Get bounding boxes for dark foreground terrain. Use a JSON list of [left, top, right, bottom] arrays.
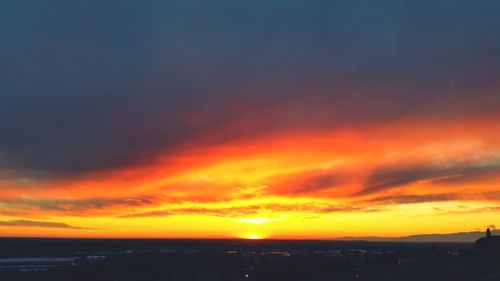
[[0, 238, 499, 281]]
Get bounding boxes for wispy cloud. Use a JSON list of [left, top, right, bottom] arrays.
[[364, 193, 459, 205], [0, 219, 92, 229], [119, 203, 376, 219], [0, 196, 157, 216]]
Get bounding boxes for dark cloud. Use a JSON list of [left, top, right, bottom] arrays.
[[358, 166, 444, 195], [357, 162, 500, 195], [0, 196, 156, 215], [365, 193, 459, 205], [432, 164, 500, 185], [1, 1, 500, 178], [0, 219, 90, 229]]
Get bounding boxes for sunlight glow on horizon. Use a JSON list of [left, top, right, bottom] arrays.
[[1, 119, 500, 238], [244, 234, 264, 240]]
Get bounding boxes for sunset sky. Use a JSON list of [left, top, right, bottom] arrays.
[[1, 1, 500, 239]]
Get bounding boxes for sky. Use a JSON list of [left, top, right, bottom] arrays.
[[1, 1, 500, 239]]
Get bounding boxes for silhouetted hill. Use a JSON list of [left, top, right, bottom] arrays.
[[476, 235, 500, 250], [338, 230, 500, 243]]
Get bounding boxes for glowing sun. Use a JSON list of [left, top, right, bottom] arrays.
[[245, 234, 263, 240]]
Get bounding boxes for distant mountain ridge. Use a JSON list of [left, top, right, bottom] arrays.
[[338, 230, 499, 243]]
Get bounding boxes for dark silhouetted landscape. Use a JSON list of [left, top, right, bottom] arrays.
[[2, 233, 500, 281]]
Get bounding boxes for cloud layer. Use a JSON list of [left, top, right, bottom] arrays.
[[0, 220, 89, 229]]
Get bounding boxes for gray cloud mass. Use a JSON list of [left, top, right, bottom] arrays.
[[0, 219, 90, 229], [0, 1, 499, 178]]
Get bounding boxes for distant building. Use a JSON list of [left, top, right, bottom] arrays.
[[475, 228, 500, 250], [0, 258, 77, 272], [85, 255, 107, 261]]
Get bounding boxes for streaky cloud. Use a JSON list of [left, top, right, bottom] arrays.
[[119, 203, 376, 219], [0, 219, 92, 229], [357, 162, 500, 195], [364, 193, 459, 204]]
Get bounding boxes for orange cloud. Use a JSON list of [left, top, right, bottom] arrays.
[[1, 117, 499, 238]]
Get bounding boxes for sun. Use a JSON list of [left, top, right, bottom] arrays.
[[245, 234, 263, 240]]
